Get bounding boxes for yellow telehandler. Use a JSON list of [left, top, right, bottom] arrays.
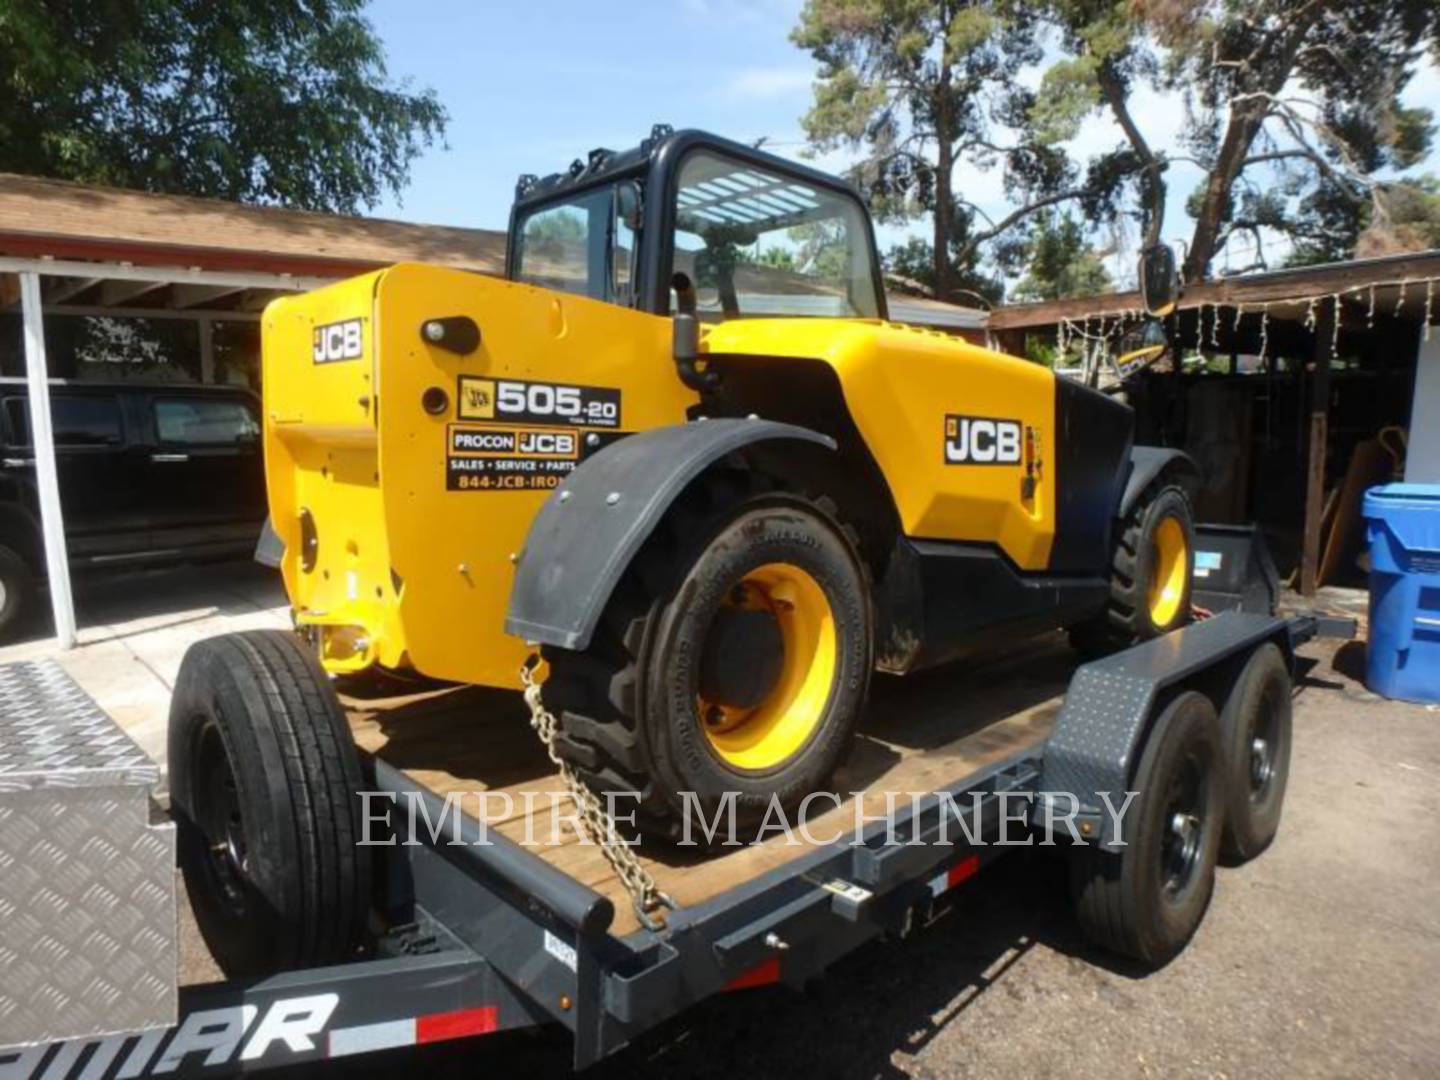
[[169, 127, 1199, 971]]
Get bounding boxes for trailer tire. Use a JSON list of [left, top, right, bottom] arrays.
[[542, 471, 871, 841], [0, 543, 32, 640], [169, 630, 371, 976], [1218, 643, 1292, 862], [1070, 482, 1194, 654], [1070, 690, 1224, 966]]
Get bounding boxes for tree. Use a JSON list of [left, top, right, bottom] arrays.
[[793, 0, 1093, 302], [1011, 210, 1113, 301], [1141, 0, 1439, 279], [0, 0, 446, 212]]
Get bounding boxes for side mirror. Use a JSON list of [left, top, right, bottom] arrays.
[[1138, 244, 1179, 317]]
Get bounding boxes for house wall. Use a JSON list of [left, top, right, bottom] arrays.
[[1407, 335, 1440, 483]]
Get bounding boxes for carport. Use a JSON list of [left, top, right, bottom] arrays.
[[0, 173, 506, 646]]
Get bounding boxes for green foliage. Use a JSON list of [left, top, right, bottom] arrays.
[[884, 235, 1005, 306], [0, 0, 446, 211], [1011, 210, 1112, 301], [792, 0, 1057, 300], [1138, 0, 1440, 277]]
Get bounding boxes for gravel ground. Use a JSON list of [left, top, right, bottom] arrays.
[[193, 637, 1440, 1079]]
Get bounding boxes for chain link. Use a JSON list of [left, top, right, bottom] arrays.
[[520, 655, 675, 932]]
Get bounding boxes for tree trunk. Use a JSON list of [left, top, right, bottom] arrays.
[[1184, 11, 1322, 281], [1184, 106, 1264, 281], [934, 135, 954, 301]]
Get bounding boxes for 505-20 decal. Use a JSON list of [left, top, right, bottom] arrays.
[[457, 376, 620, 428]]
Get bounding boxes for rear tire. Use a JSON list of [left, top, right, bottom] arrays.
[[542, 472, 872, 842], [1070, 691, 1224, 966], [169, 629, 371, 976], [1071, 481, 1194, 654], [1219, 643, 1292, 862], [0, 543, 34, 640]]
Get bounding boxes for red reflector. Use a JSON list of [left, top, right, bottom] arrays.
[[416, 1006, 499, 1044], [725, 956, 781, 991], [947, 854, 980, 889]]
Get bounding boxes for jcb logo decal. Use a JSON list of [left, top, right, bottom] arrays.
[[312, 319, 363, 364], [458, 378, 496, 419], [944, 414, 1022, 465]]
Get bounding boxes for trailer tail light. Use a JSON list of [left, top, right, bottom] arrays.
[[326, 1006, 499, 1058], [724, 956, 781, 992], [927, 854, 980, 898]]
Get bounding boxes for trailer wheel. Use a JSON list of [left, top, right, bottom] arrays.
[[1071, 482, 1194, 654], [542, 472, 871, 840], [1070, 690, 1224, 966], [169, 630, 371, 976], [1219, 643, 1292, 862], [0, 542, 33, 640]]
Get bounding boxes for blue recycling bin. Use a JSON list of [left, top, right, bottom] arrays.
[[1363, 484, 1440, 703]]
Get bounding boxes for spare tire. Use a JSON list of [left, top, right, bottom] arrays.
[[169, 629, 371, 976]]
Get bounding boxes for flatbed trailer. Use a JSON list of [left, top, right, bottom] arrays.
[[0, 610, 1350, 1078]]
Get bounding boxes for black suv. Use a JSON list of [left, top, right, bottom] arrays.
[[0, 380, 266, 637]]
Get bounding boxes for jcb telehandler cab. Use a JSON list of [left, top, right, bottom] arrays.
[[220, 127, 1197, 847]]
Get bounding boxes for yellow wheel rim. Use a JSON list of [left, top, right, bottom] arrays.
[[1148, 516, 1189, 628], [699, 563, 838, 771]]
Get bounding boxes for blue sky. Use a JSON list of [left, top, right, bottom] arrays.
[[367, 0, 1440, 286]]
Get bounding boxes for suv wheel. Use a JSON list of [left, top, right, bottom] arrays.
[[0, 543, 34, 640]]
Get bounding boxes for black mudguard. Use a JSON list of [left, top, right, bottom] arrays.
[[505, 418, 836, 651], [1035, 612, 1293, 849], [1119, 446, 1198, 519]]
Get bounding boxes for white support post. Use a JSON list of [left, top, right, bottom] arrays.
[[19, 271, 77, 648]]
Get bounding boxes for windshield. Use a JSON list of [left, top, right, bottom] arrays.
[[670, 150, 881, 320]]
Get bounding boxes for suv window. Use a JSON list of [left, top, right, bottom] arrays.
[[4, 394, 124, 447], [154, 398, 259, 445]]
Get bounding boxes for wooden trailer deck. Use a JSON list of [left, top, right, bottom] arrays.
[[346, 636, 1077, 936]]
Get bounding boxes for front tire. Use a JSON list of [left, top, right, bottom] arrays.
[[1072, 481, 1195, 653], [169, 630, 371, 976], [543, 473, 872, 841]]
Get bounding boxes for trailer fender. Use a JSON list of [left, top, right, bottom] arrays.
[[1118, 446, 1198, 519], [505, 418, 836, 650], [1036, 612, 1294, 849]]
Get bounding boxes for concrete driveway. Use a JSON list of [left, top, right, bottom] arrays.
[[0, 560, 288, 766]]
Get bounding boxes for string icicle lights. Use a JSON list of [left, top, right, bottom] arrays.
[[1304, 296, 1318, 333], [1367, 284, 1376, 329], [1331, 293, 1342, 360], [1426, 279, 1435, 342], [1257, 303, 1270, 367], [1396, 279, 1408, 316]]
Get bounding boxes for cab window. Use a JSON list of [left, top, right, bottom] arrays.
[[514, 182, 639, 304], [669, 150, 881, 320]]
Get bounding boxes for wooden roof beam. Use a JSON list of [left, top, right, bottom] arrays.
[[168, 282, 247, 309], [98, 277, 168, 306]]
